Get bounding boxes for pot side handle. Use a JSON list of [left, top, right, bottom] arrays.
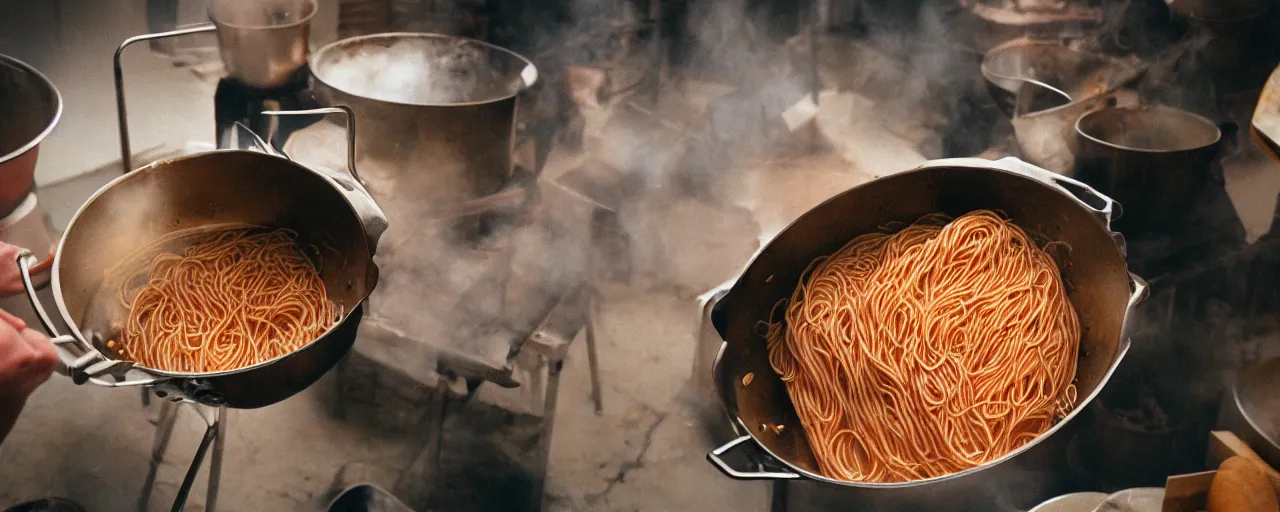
[[17, 250, 166, 387], [707, 435, 802, 481], [993, 157, 1121, 230], [262, 107, 389, 255], [1128, 272, 1150, 309]]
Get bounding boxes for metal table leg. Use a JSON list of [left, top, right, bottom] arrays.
[[584, 291, 604, 415], [394, 375, 451, 505], [532, 357, 564, 512], [139, 400, 179, 512], [771, 480, 789, 512], [206, 405, 227, 512]]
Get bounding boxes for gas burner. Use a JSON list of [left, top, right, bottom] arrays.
[[214, 76, 321, 150]]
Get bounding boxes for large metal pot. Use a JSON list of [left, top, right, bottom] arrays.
[[0, 54, 61, 218], [1074, 104, 1230, 236], [309, 33, 538, 206], [705, 157, 1147, 511], [16, 114, 387, 409], [1217, 356, 1280, 469], [209, 0, 316, 90]]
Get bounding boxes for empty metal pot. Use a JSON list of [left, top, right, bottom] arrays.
[[0, 54, 61, 217], [982, 39, 1143, 174], [1075, 104, 1228, 235], [982, 38, 1141, 117], [309, 33, 538, 207], [1218, 356, 1280, 469], [209, 0, 317, 90]]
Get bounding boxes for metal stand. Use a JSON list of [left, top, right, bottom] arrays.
[[139, 401, 228, 512]]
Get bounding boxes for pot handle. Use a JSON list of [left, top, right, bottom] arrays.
[[114, 24, 219, 172], [262, 107, 389, 254], [1127, 272, 1149, 309], [993, 157, 1120, 229], [707, 435, 803, 481], [17, 250, 165, 387]]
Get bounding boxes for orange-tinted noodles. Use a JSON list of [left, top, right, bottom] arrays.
[[765, 210, 1080, 483], [106, 225, 339, 373]]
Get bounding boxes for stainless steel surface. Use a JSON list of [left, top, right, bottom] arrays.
[[1218, 356, 1280, 469], [17, 145, 387, 408], [1075, 105, 1226, 235], [705, 157, 1146, 510], [1028, 492, 1109, 512], [982, 38, 1138, 115], [0, 54, 61, 216], [209, 0, 316, 90], [981, 39, 1143, 174], [325, 484, 416, 512], [309, 32, 538, 207]]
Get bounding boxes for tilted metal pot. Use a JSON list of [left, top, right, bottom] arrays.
[[705, 157, 1148, 510], [15, 110, 387, 409]]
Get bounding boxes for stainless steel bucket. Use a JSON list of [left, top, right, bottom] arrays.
[[309, 32, 538, 207], [209, 0, 317, 90], [705, 157, 1148, 511], [0, 54, 61, 217]]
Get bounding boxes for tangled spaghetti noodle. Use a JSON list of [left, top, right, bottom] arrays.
[[765, 210, 1080, 483], [106, 225, 339, 373]]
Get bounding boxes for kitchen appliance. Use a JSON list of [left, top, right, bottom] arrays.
[[705, 157, 1147, 510], [0, 54, 61, 218], [1075, 104, 1232, 236], [308, 32, 538, 208]]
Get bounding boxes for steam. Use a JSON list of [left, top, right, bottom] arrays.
[[317, 38, 520, 105]]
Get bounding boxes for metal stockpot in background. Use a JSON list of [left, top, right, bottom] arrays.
[[309, 32, 538, 206], [1075, 104, 1232, 236], [209, 0, 316, 90], [113, 0, 318, 171], [17, 109, 387, 409], [0, 54, 61, 218], [705, 157, 1147, 511]]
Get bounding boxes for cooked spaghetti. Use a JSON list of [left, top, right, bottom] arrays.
[[105, 224, 340, 373], [765, 210, 1080, 483]]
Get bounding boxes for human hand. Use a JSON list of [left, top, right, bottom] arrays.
[[0, 244, 53, 296], [0, 309, 58, 445]]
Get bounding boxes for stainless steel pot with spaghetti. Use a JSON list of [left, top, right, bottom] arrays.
[[14, 108, 387, 409], [705, 157, 1148, 510]]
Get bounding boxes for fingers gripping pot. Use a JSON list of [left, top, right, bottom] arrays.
[[706, 158, 1148, 510], [16, 108, 388, 409]]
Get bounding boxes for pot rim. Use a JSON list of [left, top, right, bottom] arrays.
[[207, 0, 317, 31], [1231, 356, 1280, 453], [1075, 104, 1222, 154], [713, 157, 1142, 487], [310, 32, 538, 108], [0, 54, 63, 166], [49, 149, 373, 380]]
